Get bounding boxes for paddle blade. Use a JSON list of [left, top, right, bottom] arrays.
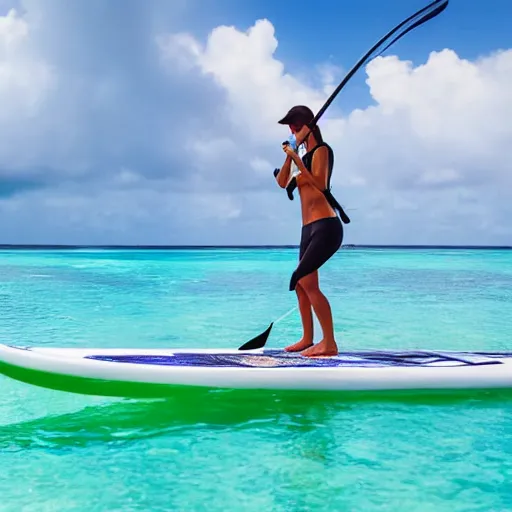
[[238, 323, 273, 350]]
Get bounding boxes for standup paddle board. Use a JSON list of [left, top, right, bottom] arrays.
[[0, 343, 512, 398]]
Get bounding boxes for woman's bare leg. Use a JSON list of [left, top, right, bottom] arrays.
[[298, 272, 338, 357], [284, 283, 314, 352]]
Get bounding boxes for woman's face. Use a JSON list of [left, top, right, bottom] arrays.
[[291, 123, 309, 143], [289, 123, 302, 134]]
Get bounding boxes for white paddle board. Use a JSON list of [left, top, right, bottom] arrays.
[[1, 343, 512, 398]]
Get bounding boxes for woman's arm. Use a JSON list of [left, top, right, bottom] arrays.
[[275, 154, 294, 188], [287, 146, 329, 192]]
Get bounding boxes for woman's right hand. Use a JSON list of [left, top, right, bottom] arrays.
[[282, 142, 296, 159]]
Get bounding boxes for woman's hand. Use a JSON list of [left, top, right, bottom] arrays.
[[282, 143, 300, 162]]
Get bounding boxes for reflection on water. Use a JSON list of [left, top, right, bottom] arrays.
[[2, 387, 511, 451]]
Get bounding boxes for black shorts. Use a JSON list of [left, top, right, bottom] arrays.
[[289, 216, 343, 291]]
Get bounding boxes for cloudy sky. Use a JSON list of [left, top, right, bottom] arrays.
[[0, 0, 511, 246]]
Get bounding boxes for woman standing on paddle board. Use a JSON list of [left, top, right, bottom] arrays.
[[274, 105, 348, 358]]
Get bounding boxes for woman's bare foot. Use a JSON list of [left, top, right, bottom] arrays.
[[301, 339, 338, 357], [285, 338, 313, 352]]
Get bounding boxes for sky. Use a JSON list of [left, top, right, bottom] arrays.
[[0, 0, 511, 246]]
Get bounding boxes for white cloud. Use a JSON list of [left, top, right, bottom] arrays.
[[0, 8, 56, 170], [0, 4, 511, 246], [160, 20, 512, 244], [0, 9, 55, 115], [158, 19, 330, 144]]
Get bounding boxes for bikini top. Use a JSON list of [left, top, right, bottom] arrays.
[[274, 142, 350, 224]]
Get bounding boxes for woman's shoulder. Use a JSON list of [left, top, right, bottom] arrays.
[[306, 141, 332, 155], [310, 142, 333, 159]]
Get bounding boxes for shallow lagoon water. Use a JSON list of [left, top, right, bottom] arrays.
[[1, 247, 511, 511]]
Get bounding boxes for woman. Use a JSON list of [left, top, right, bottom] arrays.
[[274, 105, 346, 357]]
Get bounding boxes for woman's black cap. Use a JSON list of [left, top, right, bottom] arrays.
[[278, 105, 315, 126]]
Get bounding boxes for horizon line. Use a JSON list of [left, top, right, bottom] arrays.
[[1, 244, 511, 250]]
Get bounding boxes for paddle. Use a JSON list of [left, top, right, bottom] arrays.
[[238, 323, 274, 350], [242, 0, 450, 351], [237, 306, 298, 350], [307, 0, 449, 132]]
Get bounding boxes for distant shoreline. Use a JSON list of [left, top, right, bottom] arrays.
[[1, 244, 511, 250]]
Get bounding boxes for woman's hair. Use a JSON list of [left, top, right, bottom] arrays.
[[310, 124, 323, 144]]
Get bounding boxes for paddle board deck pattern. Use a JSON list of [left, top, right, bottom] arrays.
[[84, 350, 509, 368]]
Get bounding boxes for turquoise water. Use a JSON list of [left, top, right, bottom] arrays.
[[1, 247, 511, 511]]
